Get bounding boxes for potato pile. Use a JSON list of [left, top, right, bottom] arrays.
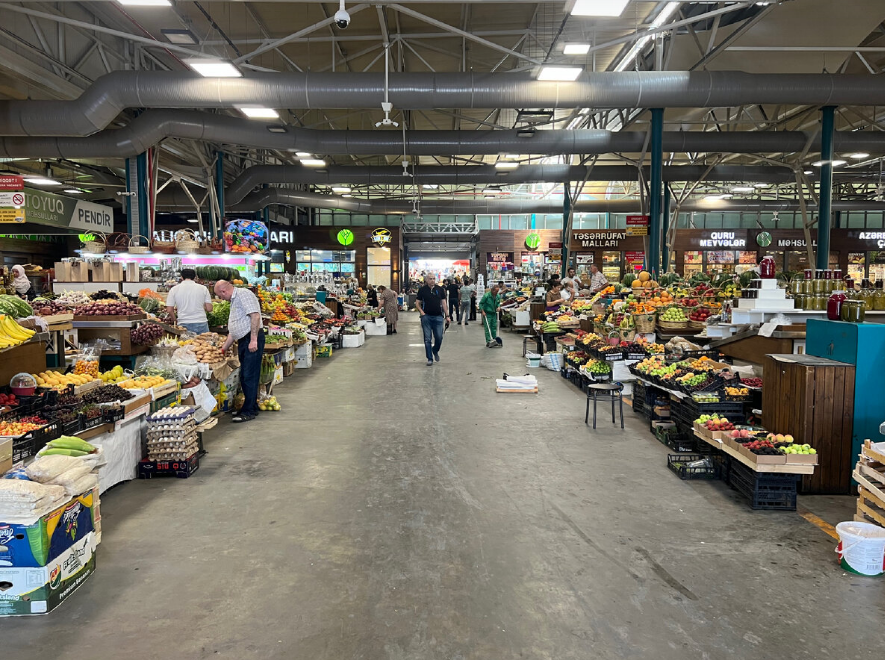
[[191, 333, 226, 364]]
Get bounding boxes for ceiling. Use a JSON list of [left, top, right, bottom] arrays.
[[0, 0, 884, 228]]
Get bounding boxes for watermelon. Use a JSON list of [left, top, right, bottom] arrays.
[[622, 273, 637, 288], [0, 295, 32, 318]]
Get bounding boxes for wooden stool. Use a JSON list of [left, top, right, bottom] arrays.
[[586, 382, 624, 430]]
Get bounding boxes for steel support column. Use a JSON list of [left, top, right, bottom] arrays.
[[562, 181, 571, 270], [126, 155, 149, 238], [817, 106, 835, 270], [215, 151, 225, 238], [647, 108, 664, 276], [662, 184, 671, 272]]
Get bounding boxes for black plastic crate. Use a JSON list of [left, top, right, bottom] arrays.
[[657, 428, 696, 453], [682, 399, 747, 422], [10, 421, 61, 463], [103, 406, 125, 425], [726, 460, 798, 510], [668, 454, 722, 480], [79, 412, 105, 431]]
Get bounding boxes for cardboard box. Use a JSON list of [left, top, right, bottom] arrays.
[[0, 533, 96, 616], [123, 392, 152, 416], [283, 361, 296, 377], [0, 489, 97, 568], [53, 262, 70, 282], [69, 262, 90, 282], [0, 437, 11, 476], [785, 453, 819, 464]]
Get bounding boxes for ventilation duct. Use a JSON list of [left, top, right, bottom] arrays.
[[5, 109, 885, 158], [219, 163, 878, 206], [4, 72, 885, 136], [156, 188, 885, 215]]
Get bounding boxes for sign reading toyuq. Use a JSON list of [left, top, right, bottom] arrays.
[[23, 188, 113, 231]]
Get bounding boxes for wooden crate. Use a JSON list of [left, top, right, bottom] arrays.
[[762, 354, 855, 495], [74, 326, 150, 356]]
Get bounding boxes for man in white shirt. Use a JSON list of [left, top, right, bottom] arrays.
[[166, 268, 212, 334], [588, 264, 609, 293]]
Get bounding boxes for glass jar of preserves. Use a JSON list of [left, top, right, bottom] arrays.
[[827, 291, 846, 320], [789, 276, 803, 295], [759, 256, 776, 279], [873, 281, 885, 311], [841, 300, 865, 323], [813, 278, 827, 293]]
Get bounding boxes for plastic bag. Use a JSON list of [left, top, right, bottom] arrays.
[[73, 343, 102, 378], [69, 473, 98, 497], [0, 480, 64, 503], [25, 455, 84, 484], [47, 464, 93, 492]]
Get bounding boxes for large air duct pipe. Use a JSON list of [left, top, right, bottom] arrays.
[[157, 188, 885, 215], [5, 72, 885, 136], [217, 163, 881, 206], [5, 109, 885, 158]]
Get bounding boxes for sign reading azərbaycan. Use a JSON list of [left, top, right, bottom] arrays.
[[23, 189, 113, 231]]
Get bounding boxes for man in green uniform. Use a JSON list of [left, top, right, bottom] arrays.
[[479, 284, 501, 347]]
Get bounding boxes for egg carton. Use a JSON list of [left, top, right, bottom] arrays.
[[147, 406, 197, 423], [148, 450, 198, 462], [146, 424, 196, 436], [147, 436, 197, 448]]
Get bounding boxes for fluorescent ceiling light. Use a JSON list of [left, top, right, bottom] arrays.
[[812, 159, 847, 167], [162, 29, 198, 45], [731, 186, 754, 193], [331, 186, 351, 194], [849, 152, 870, 159], [422, 184, 439, 189], [117, 0, 171, 6], [482, 188, 502, 195], [63, 189, 84, 194], [703, 194, 732, 202], [299, 159, 326, 167], [803, 170, 813, 175], [24, 177, 61, 186], [495, 162, 519, 170], [237, 106, 279, 119], [538, 66, 583, 82], [503, 154, 520, 160], [753, 183, 770, 188], [294, 152, 312, 158], [563, 43, 591, 55], [266, 126, 287, 134], [185, 59, 241, 78], [612, 2, 679, 72], [571, 0, 630, 17]]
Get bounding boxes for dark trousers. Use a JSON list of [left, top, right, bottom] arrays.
[[420, 314, 445, 361], [238, 331, 265, 416], [469, 297, 477, 320], [449, 298, 460, 319]]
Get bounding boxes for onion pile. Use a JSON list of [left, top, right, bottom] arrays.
[[131, 323, 164, 345], [74, 301, 144, 316], [32, 299, 69, 316], [90, 290, 120, 301]]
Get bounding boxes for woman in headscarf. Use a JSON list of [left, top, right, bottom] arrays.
[[10, 265, 34, 300], [377, 285, 399, 334]]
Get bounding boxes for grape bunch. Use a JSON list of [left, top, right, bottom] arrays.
[[131, 322, 164, 346]]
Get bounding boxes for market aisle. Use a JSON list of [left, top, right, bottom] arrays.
[[3, 314, 882, 659]]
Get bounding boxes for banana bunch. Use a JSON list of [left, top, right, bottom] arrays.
[[0, 314, 35, 348]]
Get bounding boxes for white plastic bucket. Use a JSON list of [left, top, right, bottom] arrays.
[[526, 352, 541, 368], [836, 521, 885, 576]]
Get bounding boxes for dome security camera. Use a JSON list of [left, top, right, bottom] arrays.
[[334, 8, 350, 29]]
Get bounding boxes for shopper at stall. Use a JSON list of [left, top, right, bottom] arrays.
[[377, 285, 399, 334], [165, 268, 212, 334], [588, 264, 608, 293], [479, 284, 501, 348], [367, 285, 378, 308], [214, 280, 264, 423], [10, 265, 34, 300], [416, 275, 449, 366], [561, 268, 577, 288], [446, 278, 461, 324], [458, 276, 475, 326], [546, 281, 566, 311]]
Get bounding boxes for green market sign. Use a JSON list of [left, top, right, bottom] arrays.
[[525, 232, 541, 250], [336, 228, 355, 246], [12, 188, 113, 231]]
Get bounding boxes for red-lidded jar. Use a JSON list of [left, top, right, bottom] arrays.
[[833, 268, 842, 280], [804, 268, 814, 281], [827, 291, 846, 320], [760, 256, 776, 279], [824, 269, 833, 280]]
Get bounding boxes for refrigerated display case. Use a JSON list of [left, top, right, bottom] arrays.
[[848, 252, 866, 282], [736, 251, 758, 274], [706, 250, 735, 274], [602, 251, 621, 282], [574, 253, 593, 277], [869, 251, 885, 284], [684, 250, 702, 277]]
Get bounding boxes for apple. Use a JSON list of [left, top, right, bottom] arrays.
[[783, 434, 794, 444], [809, 448, 816, 454]]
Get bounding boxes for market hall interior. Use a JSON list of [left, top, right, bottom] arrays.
[[2, 314, 880, 660]]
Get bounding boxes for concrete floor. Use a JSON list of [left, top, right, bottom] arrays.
[[3, 313, 883, 659]]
